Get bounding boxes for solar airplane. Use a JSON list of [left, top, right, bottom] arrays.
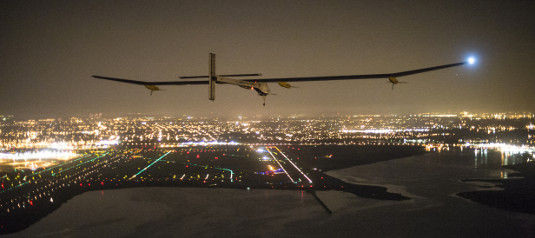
[[92, 53, 476, 106]]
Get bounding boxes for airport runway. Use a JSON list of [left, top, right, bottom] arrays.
[[7, 152, 535, 237]]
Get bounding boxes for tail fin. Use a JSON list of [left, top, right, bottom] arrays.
[[209, 53, 216, 101]]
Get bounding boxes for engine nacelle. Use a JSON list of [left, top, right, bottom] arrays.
[[278, 82, 292, 88], [144, 85, 160, 95]]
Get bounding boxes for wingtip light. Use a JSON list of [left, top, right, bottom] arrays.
[[467, 56, 476, 65]]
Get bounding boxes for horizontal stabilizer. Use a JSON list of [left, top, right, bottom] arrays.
[[180, 73, 261, 79]]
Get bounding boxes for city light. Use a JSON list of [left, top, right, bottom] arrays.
[[0, 112, 534, 235], [467, 143, 534, 154], [0, 150, 78, 161]]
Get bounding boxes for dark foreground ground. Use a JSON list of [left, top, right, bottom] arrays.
[[0, 145, 419, 234], [6, 151, 535, 238]]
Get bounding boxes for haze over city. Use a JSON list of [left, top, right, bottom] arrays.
[[1, 0, 535, 118]]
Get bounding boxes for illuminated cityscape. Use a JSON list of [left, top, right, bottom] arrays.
[[3, 0, 535, 236], [0, 112, 534, 234]]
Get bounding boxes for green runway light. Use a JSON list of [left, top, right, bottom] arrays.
[[131, 151, 172, 178], [58, 153, 109, 175]]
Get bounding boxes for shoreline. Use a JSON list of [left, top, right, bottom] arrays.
[[457, 161, 535, 215]]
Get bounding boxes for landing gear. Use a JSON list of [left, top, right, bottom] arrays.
[[262, 96, 266, 106]]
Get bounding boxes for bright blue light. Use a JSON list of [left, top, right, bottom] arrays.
[[467, 56, 476, 65]]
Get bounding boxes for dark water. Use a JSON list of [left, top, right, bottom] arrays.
[[456, 150, 535, 215]]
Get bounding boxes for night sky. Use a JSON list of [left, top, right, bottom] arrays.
[[1, 0, 534, 118]]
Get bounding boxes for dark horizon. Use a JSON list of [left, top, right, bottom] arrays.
[[1, 0, 534, 118]]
